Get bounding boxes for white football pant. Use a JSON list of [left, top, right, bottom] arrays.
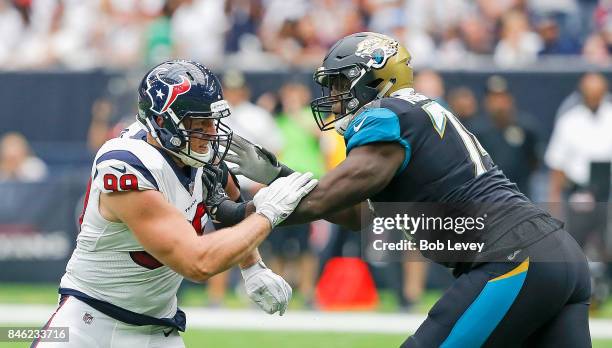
[[34, 296, 185, 348]]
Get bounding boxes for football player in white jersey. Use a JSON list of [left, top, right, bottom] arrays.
[[33, 60, 318, 348]]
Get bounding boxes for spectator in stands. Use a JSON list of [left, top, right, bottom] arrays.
[[262, 15, 327, 67], [1, 0, 612, 69], [0, 0, 24, 66], [404, 0, 470, 38], [94, 0, 150, 68], [477, 0, 519, 23], [545, 72, 612, 232], [459, 15, 495, 55], [555, 71, 612, 119], [87, 98, 116, 153], [259, 0, 326, 66], [599, 17, 612, 57], [223, 70, 283, 158], [309, 0, 363, 47], [415, 70, 447, 107], [474, 75, 540, 197], [86, 94, 137, 154], [582, 32, 611, 65], [545, 72, 612, 307], [0, 132, 48, 182], [448, 86, 483, 132], [171, 0, 227, 68], [224, 0, 264, 54], [267, 81, 324, 307], [494, 10, 543, 67], [528, 0, 582, 39], [363, 0, 404, 35], [536, 15, 581, 55], [144, 0, 186, 65]]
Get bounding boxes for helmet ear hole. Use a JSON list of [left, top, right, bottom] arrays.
[[157, 128, 183, 152], [347, 98, 360, 111]]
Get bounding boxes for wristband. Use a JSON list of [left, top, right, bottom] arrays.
[[240, 259, 267, 278], [213, 200, 248, 227]]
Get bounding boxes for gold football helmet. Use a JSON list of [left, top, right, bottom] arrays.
[[311, 32, 413, 132]]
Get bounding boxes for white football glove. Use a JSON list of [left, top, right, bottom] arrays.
[[241, 260, 292, 316], [253, 172, 318, 227], [225, 133, 293, 185]]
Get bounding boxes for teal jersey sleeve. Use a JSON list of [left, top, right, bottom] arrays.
[[344, 107, 411, 174]]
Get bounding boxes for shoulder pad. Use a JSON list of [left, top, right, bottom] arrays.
[[93, 139, 163, 193], [389, 89, 430, 105]]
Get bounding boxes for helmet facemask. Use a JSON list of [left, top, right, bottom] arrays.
[[311, 64, 374, 134], [145, 100, 233, 168], [310, 33, 413, 135]]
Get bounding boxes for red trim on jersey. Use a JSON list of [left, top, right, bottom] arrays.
[[130, 251, 163, 270], [31, 296, 70, 348], [191, 202, 207, 236], [78, 178, 93, 230]]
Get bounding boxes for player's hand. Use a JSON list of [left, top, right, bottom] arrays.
[[241, 260, 292, 316], [201, 164, 229, 220], [253, 172, 318, 227], [225, 133, 293, 185]]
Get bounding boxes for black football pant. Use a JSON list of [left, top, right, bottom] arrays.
[[401, 228, 591, 348]]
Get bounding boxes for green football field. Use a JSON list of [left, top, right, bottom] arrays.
[[1, 329, 612, 348], [182, 330, 612, 348], [1, 283, 611, 317], [1, 283, 611, 347]]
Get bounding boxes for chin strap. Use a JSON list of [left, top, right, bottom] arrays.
[[145, 117, 211, 167], [377, 80, 395, 98]]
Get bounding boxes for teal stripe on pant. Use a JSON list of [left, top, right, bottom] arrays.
[[440, 268, 528, 347]]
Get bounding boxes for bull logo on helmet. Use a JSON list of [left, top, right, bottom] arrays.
[[145, 68, 192, 115]]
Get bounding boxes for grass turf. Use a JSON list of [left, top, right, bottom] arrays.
[[2, 283, 612, 318], [0, 329, 611, 348], [0, 283, 611, 347]]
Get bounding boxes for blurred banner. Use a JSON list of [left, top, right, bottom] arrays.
[[0, 178, 84, 282]]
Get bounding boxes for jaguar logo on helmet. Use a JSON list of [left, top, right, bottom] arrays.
[[355, 33, 399, 69], [145, 68, 192, 115]]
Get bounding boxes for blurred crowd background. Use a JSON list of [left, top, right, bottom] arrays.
[[1, 0, 612, 70], [1, 0, 612, 315]]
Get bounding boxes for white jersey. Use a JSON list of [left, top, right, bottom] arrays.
[[60, 122, 208, 318]]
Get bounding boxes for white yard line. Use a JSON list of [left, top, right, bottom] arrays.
[[1, 305, 611, 339]]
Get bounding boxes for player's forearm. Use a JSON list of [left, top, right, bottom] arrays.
[[282, 168, 370, 227], [281, 144, 401, 227], [199, 214, 271, 278], [239, 248, 262, 269], [282, 181, 361, 228], [323, 205, 362, 231]]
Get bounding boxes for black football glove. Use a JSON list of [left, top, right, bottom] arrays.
[[202, 164, 230, 221]]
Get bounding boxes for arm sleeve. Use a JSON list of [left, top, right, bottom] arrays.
[[93, 150, 159, 193], [344, 107, 412, 173]]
